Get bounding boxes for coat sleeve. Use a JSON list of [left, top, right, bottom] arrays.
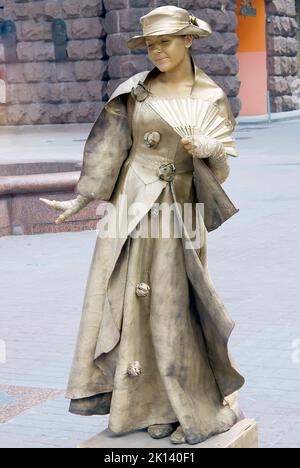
[[75, 94, 133, 201], [206, 150, 230, 185]]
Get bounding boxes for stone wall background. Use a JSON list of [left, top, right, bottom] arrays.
[[0, 1, 7, 123], [266, 0, 299, 112], [0, 0, 107, 125], [0, 0, 299, 125]]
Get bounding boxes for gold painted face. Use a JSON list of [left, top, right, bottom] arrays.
[[145, 34, 193, 71]]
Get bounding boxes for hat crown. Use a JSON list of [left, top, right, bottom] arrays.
[[140, 6, 192, 35], [126, 5, 212, 49], [141, 6, 190, 25]]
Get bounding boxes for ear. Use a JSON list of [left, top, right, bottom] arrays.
[[184, 34, 193, 49]]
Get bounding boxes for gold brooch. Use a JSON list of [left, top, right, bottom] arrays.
[[136, 283, 151, 297], [131, 81, 150, 102], [144, 131, 161, 148], [157, 162, 176, 182], [127, 361, 142, 377]]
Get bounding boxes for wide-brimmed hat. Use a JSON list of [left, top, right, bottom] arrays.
[[127, 5, 212, 50]]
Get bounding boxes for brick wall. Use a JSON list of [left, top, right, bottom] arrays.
[[266, 0, 299, 112], [0, 1, 6, 123], [0, 1, 299, 125], [0, 0, 107, 125], [0, 0, 242, 125]]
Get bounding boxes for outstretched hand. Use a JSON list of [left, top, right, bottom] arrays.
[[39, 195, 90, 225]]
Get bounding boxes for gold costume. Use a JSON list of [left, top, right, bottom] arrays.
[[66, 56, 244, 444]]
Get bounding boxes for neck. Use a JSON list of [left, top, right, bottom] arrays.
[[158, 54, 194, 84]]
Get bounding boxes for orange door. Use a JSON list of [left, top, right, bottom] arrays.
[[237, 0, 268, 115]]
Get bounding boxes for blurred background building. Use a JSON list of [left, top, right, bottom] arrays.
[[0, 0, 299, 125]]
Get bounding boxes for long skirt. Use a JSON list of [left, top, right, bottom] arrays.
[[98, 184, 236, 440], [68, 179, 239, 443]]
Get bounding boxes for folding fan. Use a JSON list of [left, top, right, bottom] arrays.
[[146, 96, 238, 157]]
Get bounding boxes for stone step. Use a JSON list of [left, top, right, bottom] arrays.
[[0, 161, 104, 236]]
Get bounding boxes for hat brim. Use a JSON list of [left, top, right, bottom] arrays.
[[127, 23, 212, 50]]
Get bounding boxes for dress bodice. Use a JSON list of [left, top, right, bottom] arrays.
[[126, 91, 194, 185]]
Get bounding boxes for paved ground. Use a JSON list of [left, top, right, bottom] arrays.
[[0, 124, 90, 163], [1, 119, 300, 448]]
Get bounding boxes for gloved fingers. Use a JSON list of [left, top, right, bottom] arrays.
[[55, 201, 84, 224], [181, 137, 195, 152], [55, 207, 75, 225], [40, 197, 67, 212], [181, 137, 192, 144]]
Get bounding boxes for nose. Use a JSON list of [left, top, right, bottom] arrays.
[[151, 44, 162, 53]]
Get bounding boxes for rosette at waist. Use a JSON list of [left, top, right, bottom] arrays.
[[127, 152, 194, 184]]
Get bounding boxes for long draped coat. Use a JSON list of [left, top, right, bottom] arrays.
[[65, 55, 245, 443]]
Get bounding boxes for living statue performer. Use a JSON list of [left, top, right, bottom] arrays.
[[40, 6, 245, 445]]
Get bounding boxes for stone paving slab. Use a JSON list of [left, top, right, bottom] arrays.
[[0, 385, 62, 423], [0, 394, 109, 449]]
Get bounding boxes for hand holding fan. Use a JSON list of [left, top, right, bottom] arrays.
[[145, 96, 238, 157]]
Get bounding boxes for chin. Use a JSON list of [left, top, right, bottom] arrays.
[[156, 61, 172, 71]]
